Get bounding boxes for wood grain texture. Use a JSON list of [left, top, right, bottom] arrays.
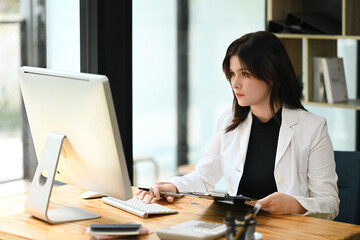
[[267, 0, 302, 21], [0, 185, 359, 240], [345, 0, 360, 35]]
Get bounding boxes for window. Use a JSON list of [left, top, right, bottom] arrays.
[[0, 0, 23, 183], [133, 0, 177, 185], [132, 0, 265, 189]]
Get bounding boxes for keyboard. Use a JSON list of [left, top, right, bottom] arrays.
[[102, 196, 178, 218], [156, 220, 227, 240]]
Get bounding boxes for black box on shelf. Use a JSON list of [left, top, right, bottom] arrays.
[[268, 20, 289, 33], [285, 12, 341, 35]]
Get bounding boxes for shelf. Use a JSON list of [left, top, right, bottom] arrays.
[[267, 0, 359, 112], [274, 33, 360, 40], [345, 0, 360, 36], [268, 0, 360, 37], [304, 99, 360, 111]]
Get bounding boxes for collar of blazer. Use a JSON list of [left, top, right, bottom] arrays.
[[237, 106, 299, 169], [275, 106, 299, 167]]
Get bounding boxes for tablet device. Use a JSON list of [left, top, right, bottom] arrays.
[[87, 224, 142, 236]]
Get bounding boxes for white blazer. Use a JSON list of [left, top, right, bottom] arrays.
[[169, 106, 339, 220]]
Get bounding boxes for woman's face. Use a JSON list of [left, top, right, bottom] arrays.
[[229, 55, 272, 109]]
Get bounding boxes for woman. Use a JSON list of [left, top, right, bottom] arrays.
[[138, 31, 339, 220]]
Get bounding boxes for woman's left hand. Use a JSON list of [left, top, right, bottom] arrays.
[[245, 192, 307, 215]]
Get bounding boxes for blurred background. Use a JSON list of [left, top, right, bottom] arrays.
[[0, 0, 358, 195]]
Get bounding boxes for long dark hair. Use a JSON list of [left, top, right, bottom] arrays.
[[222, 31, 305, 132]]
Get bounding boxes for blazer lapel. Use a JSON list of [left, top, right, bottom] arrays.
[[275, 107, 298, 168], [236, 111, 252, 170]]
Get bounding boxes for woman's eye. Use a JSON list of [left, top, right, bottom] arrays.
[[242, 71, 250, 77]]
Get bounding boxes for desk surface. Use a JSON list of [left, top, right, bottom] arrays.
[[0, 185, 359, 240]]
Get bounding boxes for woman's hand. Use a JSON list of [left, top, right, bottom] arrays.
[[245, 192, 307, 215], [136, 182, 178, 204]]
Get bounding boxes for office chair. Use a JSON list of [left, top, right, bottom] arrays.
[[334, 151, 360, 225], [133, 156, 159, 187]]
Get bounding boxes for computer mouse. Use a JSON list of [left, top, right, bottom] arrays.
[[80, 191, 105, 199], [254, 232, 263, 240]]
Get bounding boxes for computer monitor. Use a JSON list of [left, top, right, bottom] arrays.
[[18, 66, 133, 224]]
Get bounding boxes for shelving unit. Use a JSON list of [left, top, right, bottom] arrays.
[[266, 0, 360, 110]]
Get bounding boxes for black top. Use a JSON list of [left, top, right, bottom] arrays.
[[237, 108, 282, 200]]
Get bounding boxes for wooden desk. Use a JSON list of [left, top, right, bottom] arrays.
[[0, 185, 359, 240]]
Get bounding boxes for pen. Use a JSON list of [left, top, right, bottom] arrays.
[[234, 202, 262, 239], [138, 187, 184, 198]]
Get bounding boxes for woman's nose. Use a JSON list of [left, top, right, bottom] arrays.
[[231, 76, 241, 88]]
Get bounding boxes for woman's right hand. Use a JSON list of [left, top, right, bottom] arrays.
[[136, 182, 178, 204]]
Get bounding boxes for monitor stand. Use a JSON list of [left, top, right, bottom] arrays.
[[25, 132, 100, 224]]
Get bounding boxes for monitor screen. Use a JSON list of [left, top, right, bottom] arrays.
[[19, 66, 133, 223]]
